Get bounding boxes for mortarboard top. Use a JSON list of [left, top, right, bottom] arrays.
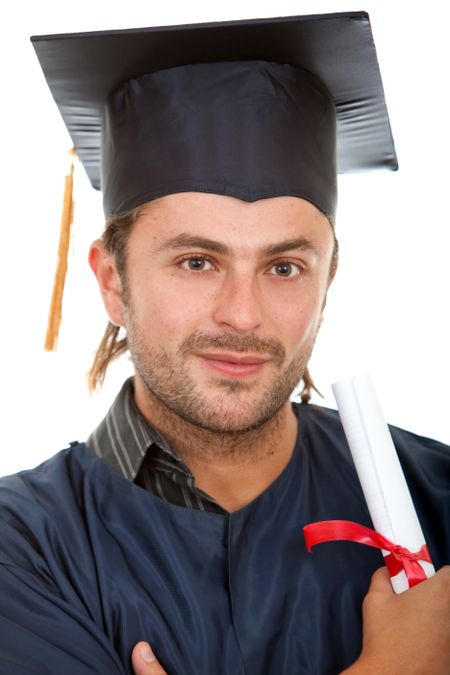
[[32, 11, 398, 221]]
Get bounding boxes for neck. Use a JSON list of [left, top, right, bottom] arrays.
[[133, 377, 299, 511]]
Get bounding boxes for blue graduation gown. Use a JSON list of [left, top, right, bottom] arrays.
[[0, 404, 448, 674]]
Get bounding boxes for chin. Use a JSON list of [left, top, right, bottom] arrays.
[[171, 390, 288, 434]]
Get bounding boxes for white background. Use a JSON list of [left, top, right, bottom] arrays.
[[0, 0, 448, 476]]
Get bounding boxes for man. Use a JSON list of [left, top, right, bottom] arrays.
[[1, 12, 449, 675]]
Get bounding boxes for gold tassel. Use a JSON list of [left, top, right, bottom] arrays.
[[44, 149, 76, 351]]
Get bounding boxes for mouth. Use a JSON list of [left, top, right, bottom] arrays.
[[197, 352, 269, 377]]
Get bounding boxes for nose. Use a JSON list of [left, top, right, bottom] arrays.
[[212, 271, 263, 333]]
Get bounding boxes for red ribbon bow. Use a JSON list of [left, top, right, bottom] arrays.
[[303, 520, 432, 588]]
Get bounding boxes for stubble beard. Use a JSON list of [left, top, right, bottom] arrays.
[[125, 310, 316, 436]]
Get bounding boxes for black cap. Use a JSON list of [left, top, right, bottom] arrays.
[[31, 12, 397, 222]]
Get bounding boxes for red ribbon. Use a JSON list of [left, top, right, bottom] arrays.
[[303, 520, 432, 588]]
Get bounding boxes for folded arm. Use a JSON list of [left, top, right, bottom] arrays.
[[0, 560, 126, 674]]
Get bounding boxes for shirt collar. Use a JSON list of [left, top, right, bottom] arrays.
[[87, 377, 190, 481]]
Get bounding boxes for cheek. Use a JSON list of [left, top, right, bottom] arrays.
[[129, 273, 212, 336], [285, 312, 321, 351], [269, 289, 325, 352]]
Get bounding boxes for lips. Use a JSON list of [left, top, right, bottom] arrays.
[[198, 352, 269, 377]]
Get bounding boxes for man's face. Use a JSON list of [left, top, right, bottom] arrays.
[[121, 193, 335, 433]]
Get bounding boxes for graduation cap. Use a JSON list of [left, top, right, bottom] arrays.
[[32, 11, 397, 349]]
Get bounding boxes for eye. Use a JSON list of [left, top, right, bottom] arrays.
[[180, 256, 215, 272], [268, 261, 302, 278]]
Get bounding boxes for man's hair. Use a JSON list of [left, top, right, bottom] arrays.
[[87, 204, 339, 402]]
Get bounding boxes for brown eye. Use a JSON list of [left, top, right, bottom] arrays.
[[180, 257, 214, 271], [189, 258, 205, 270], [268, 262, 301, 278], [276, 263, 291, 276]]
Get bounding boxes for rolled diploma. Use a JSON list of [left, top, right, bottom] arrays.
[[332, 374, 435, 593]]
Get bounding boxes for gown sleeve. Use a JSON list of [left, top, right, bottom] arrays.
[[0, 551, 126, 674], [0, 458, 128, 675]]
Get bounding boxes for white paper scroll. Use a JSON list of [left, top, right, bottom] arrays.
[[332, 374, 435, 593]]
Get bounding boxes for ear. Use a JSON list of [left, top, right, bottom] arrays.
[[88, 239, 125, 327]]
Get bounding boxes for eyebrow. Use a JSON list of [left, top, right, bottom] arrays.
[[156, 234, 230, 255], [155, 233, 319, 258], [263, 237, 319, 257]]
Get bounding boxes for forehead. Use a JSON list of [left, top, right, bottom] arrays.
[[133, 192, 334, 253]]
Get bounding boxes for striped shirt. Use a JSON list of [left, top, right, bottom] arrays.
[[87, 378, 227, 514]]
